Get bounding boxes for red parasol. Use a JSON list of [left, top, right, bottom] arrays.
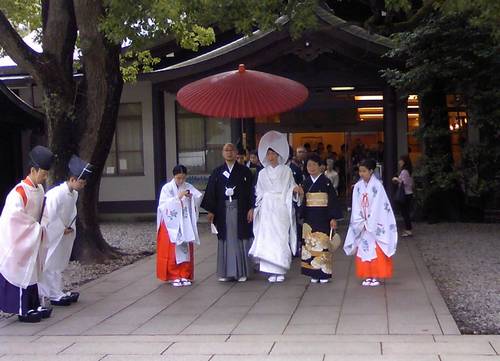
[[176, 64, 309, 118]]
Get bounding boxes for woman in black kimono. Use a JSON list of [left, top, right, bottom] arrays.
[[300, 154, 343, 283]]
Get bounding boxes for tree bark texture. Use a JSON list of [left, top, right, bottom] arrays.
[[0, 0, 124, 263], [72, 0, 124, 263], [419, 86, 462, 222]]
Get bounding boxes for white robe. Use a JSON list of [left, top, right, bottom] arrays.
[[250, 164, 298, 274], [38, 183, 78, 300], [157, 180, 202, 264], [344, 175, 398, 261], [0, 179, 45, 288]]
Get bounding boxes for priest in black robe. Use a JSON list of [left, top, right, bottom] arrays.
[[201, 143, 254, 282]]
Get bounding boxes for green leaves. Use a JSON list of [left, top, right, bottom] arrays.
[[0, 0, 42, 36], [120, 50, 160, 82]]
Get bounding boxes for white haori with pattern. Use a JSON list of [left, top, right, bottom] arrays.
[[344, 175, 398, 261], [157, 179, 202, 264]]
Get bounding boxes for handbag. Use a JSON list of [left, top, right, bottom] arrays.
[[329, 228, 342, 251], [394, 181, 406, 203]]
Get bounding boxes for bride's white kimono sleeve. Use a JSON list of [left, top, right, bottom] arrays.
[[344, 176, 398, 261]]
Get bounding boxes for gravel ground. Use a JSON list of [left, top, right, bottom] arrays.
[[415, 222, 500, 334], [62, 221, 157, 290]]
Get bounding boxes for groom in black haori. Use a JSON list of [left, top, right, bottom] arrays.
[[201, 143, 254, 282]]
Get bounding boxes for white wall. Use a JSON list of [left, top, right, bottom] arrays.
[[99, 81, 156, 202]]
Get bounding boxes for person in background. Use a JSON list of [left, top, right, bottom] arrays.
[[247, 150, 263, 170], [336, 144, 347, 196], [246, 149, 263, 183], [288, 146, 304, 256], [392, 155, 414, 237], [324, 158, 339, 194], [319, 160, 326, 174], [294, 146, 308, 177], [326, 144, 334, 160], [236, 149, 247, 166], [315, 142, 326, 160], [344, 159, 398, 287]]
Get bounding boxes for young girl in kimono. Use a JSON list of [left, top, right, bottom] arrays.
[[157, 165, 203, 287], [344, 159, 398, 287], [301, 154, 343, 284]]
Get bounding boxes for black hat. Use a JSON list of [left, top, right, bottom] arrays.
[[68, 155, 93, 181], [28, 146, 54, 170]]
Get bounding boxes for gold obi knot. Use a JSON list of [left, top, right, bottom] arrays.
[[306, 192, 328, 207]]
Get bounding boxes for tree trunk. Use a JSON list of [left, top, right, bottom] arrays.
[[419, 86, 462, 222], [420, 88, 453, 162], [71, 0, 124, 263], [1, 1, 125, 263]]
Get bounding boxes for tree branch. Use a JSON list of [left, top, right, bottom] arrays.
[[41, 0, 77, 78], [0, 10, 42, 77], [364, 0, 436, 35]]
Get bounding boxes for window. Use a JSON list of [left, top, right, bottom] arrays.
[[177, 106, 232, 174], [104, 103, 144, 176]]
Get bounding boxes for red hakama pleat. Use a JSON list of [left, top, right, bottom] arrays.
[[156, 222, 194, 281], [355, 244, 393, 279]]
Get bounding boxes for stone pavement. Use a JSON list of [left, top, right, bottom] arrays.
[[0, 224, 498, 361]]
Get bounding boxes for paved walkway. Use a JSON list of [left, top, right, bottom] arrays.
[[0, 224, 498, 361]]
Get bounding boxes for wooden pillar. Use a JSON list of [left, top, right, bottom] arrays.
[[231, 120, 242, 149], [244, 118, 256, 150], [383, 86, 398, 199], [396, 92, 408, 158], [152, 85, 166, 201]]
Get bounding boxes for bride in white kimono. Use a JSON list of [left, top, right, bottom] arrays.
[[249, 131, 303, 282], [157, 165, 203, 287]]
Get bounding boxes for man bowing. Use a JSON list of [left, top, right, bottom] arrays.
[[0, 145, 54, 322], [39, 155, 93, 306]]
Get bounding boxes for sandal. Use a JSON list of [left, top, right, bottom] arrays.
[[361, 278, 372, 286], [172, 279, 183, 287]]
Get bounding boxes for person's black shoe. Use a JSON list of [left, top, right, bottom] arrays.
[[37, 306, 53, 318], [18, 310, 42, 323], [50, 296, 72, 306], [67, 292, 79, 303]]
